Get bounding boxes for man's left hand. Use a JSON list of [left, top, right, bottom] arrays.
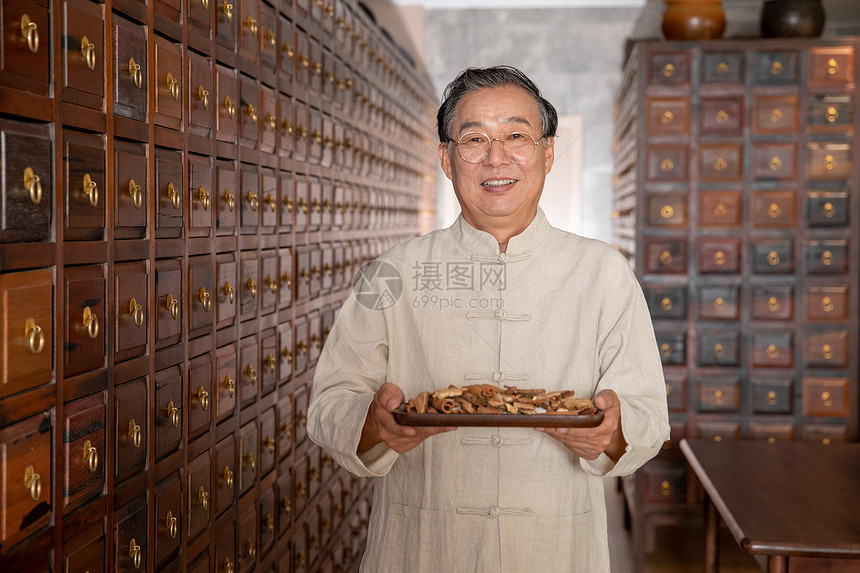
[[535, 389, 626, 462]]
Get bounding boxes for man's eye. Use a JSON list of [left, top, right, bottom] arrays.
[[508, 133, 526, 140]]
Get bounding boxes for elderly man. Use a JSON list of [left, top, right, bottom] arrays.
[[307, 65, 669, 572]]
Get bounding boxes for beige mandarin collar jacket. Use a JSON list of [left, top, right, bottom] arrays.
[[308, 208, 670, 572]]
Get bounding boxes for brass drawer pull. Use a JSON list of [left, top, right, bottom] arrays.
[[715, 109, 729, 123], [766, 343, 779, 359], [166, 293, 179, 319], [713, 251, 726, 266], [713, 297, 724, 312], [824, 154, 836, 171], [83, 173, 99, 207], [128, 419, 142, 448], [663, 63, 675, 78], [246, 277, 257, 298], [826, 106, 839, 123], [266, 29, 276, 48], [297, 339, 308, 355], [199, 286, 211, 311], [713, 203, 727, 218], [767, 390, 777, 406], [284, 196, 294, 212], [713, 343, 725, 358], [222, 466, 234, 489], [20, 14, 39, 53], [281, 497, 292, 514], [713, 157, 727, 171], [245, 451, 256, 471], [129, 297, 144, 327], [24, 465, 41, 500], [23, 167, 42, 205], [224, 95, 236, 118], [266, 274, 278, 293], [167, 182, 181, 209], [820, 250, 833, 266], [245, 16, 257, 36], [713, 389, 723, 405], [282, 346, 293, 363], [198, 85, 210, 110], [197, 386, 209, 410], [129, 57, 142, 88], [661, 110, 674, 125], [265, 513, 275, 533], [283, 41, 294, 58], [264, 435, 275, 454], [247, 190, 258, 211], [224, 375, 235, 397], [661, 480, 671, 496], [81, 35, 96, 70], [246, 103, 258, 124], [282, 118, 293, 135], [660, 297, 673, 311], [25, 318, 45, 354], [821, 296, 833, 313], [224, 189, 235, 212], [245, 539, 256, 560], [299, 197, 309, 213], [245, 364, 257, 384], [265, 113, 276, 131], [820, 390, 832, 407], [767, 250, 781, 266], [223, 281, 235, 303], [281, 421, 292, 438], [770, 108, 783, 124], [83, 439, 98, 472], [822, 201, 835, 218], [82, 306, 99, 339], [166, 71, 179, 100], [265, 353, 276, 371], [128, 179, 142, 209], [826, 57, 838, 76], [167, 401, 180, 427], [312, 333, 321, 349], [660, 204, 674, 219], [659, 250, 673, 265], [771, 61, 783, 76], [221, 0, 233, 22], [201, 0, 209, 9], [265, 193, 276, 211], [199, 186, 210, 210], [282, 271, 292, 288], [129, 538, 141, 569], [767, 296, 780, 312], [166, 510, 178, 538], [660, 342, 672, 358], [198, 486, 210, 511], [821, 344, 833, 360], [224, 558, 234, 573], [768, 203, 781, 218], [769, 157, 782, 171]]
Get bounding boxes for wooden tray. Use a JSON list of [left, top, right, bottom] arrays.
[[393, 406, 604, 428]]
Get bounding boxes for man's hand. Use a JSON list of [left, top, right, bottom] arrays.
[[535, 389, 627, 462], [357, 383, 456, 455]]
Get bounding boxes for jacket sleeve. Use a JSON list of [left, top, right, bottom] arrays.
[[579, 251, 670, 478], [306, 292, 401, 477]]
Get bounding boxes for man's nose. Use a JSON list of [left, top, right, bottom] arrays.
[[485, 138, 509, 165]]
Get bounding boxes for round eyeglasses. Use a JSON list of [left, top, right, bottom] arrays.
[[454, 132, 539, 165]]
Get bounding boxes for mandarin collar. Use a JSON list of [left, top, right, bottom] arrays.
[[451, 207, 551, 257]]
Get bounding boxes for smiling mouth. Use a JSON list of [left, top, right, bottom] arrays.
[[482, 179, 517, 188]]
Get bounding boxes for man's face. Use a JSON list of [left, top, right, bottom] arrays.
[[438, 85, 554, 240]]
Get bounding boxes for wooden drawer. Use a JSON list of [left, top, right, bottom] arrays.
[[802, 423, 848, 445], [751, 331, 794, 368], [751, 240, 794, 274], [63, 130, 106, 241], [239, 420, 257, 494], [187, 450, 212, 540], [0, 409, 53, 549], [748, 422, 794, 443], [807, 142, 852, 181], [804, 330, 849, 368], [240, 162, 260, 233], [690, 421, 741, 442], [154, 365, 182, 462], [260, 327, 277, 397], [751, 284, 794, 321], [643, 238, 686, 274], [216, 252, 237, 329], [697, 378, 740, 413], [751, 142, 796, 181], [696, 238, 740, 274], [153, 35, 182, 130], [216, 158, 238, 235], [63, 520, 105, 573], [656, 331, 685, 366], [215, 64, 238, 143], [279, 93, 295, 160], [294, 383, 309, 447], [278, 394, 293, 459], [259, 1, 277, 72], [806, 240, 849, 274], [697, 284, 739, 320], [259, 485, 276, 556], [214, 0, 236, 49], [239, 0, 259, 63], [701, 50, 744, 84], [279, 247, 294, 309], [240, 251, 259, 320], [639, 461, 687, 504], [751, 378, 793, 414], [279, 13, 294, 79], [187, 0, 211, 36], [277, 465, 293, 534], [0, 268, 53, 397], [751, 190, 795, 229], [114, 377, 147, 484], [697, 328, 739, 367], [0, 0, 51, 94], [188, 254, 214, 337], [645, 145, 687, 182], [278, 320, 293, 385], [753, 95, 797, 135], [155, 148, 183, 238], [806, 191, 849, 227], [322, 304, 336, 348], [62, 0, 104, 108], [239, 334, 259, 407], [295, 172, 308, 232], [802, 376, 849, 417], [188, 153, 214, 237], [294, 314, 308, 375], [215, 343, 237, 422], [188, 45, 212, 139], [700, 96, 742, 135], [154, 472, 181, 568], [809, 46, 854, 88], [154, 0, 180, 24], [295, 99, 310, 164], [321, 245, 334, 294], [808, 94, 853, 133], [113, 139, 147, 239], [261, 85, 277, 154], [699, 143, 742, 182], [308, 309, 322, 365], [114, 494, 148, 572], [238, 504, 258, 570], [259, 406, 276, 479], [647, 50, 690, 86], [293, 453, 309, 518], [112, 12, 147, 122], [755, 50, 799, 85], [698, 190, 741, 228], [261, 166, 278, 233], [188, 352, 213, 441], [665, 373, 686, 412], [260, 248, 278, 315], [644, 193, 687, 228], [63, 392, 105, 514], [308, 37, 323, 97], [295, 26, 310, 88], [309, 107, 324, 166], [154, 258, 183, 349], [804, 285, 849, 322], [0, 118, 52, 243], [215, 434, 236, 517], [239, 73, 259, 149], [63, 264, 106, 378]]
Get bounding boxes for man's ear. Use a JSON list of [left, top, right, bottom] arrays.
[[438, 142, 453, 180], [542, 136, 555, 175]]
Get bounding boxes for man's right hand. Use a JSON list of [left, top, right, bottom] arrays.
[[357, 383, 456, 454]]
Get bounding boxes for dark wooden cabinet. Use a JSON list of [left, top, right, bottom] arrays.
[[613, 38, 860, 570], [0, 0, 436, 570]]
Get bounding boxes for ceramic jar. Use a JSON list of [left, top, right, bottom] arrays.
[[661, 0, 726, 41], [760, 0, 825, 38]]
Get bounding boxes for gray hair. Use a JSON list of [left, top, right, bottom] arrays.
[[436, 65, 559, 143]]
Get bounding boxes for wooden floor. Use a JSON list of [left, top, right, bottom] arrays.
[[604, 477, 764, 573]]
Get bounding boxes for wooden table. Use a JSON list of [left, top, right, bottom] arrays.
[[680, 438, 860, 573]]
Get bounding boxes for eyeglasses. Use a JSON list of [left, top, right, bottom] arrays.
[[454, 131, 539, 164]]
